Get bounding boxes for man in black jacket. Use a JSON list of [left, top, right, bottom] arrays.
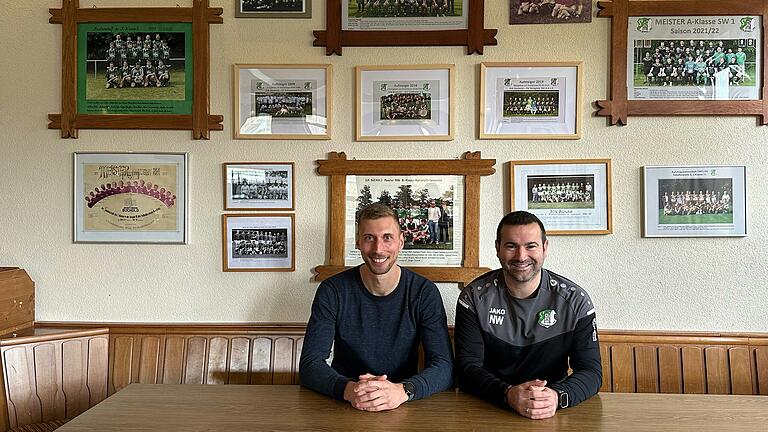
[[455, 211, 601, 419]]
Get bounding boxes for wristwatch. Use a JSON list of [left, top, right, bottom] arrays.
[[402, 381, 416, 402], [555, 389, 569, 409]]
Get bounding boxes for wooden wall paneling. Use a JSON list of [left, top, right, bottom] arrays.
[[272, 338, 295, 385], [228, 337, 251, 385], [109, 336, 135, 394], [138, 336, 162, 384], [728, 347, 753, 395], [0, 347, 9, 432], [294, 338, 303, 385], [3, 346, 42, 427], [207, 337, 230, 384], [87, 336, 109, 406], [755, 347, 768, 395], [658, 346, 683, 394], [703, 347, 730, 394], [61, 339, 90, 418], [599, 343, 612, 392], [633, 345, 659, 393], [610, 345, 635, 392], [184, 337, 207, 385], [33, 343, 65, 423], [251, 337, 273, 385], [162, 336, 186, 384], [681, 347, 707, 394]]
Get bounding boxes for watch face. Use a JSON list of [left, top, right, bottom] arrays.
[[403, 381, 416, 398], [558, 391, 569, 408]]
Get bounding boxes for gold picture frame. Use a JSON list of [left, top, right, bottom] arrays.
[[356, 64, 455, 141], [510, 159, 612, 235], [480, 62, 583, 140], [234, 64, 332, 140]]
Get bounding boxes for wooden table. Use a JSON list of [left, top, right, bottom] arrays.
[[57, 384, 768, 431]]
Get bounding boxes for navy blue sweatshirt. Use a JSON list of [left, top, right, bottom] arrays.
[[299, 266, 454, 401]]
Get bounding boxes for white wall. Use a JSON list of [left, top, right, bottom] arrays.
[[1, 1, 766, 331]]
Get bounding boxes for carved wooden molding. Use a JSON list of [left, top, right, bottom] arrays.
[[48, 0, 223, 139]]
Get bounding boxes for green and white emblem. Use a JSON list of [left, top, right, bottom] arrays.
[[537, 309, 557, 328]]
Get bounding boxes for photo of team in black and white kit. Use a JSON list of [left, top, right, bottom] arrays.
[[380, 93, 432, 120], [503, 91, 559, 117], [232, 229, 289, 258], [231, 170, 290, 202], [511, 0, 591, 24], [349, 0, 461, 18], [240, 0, 304, 12], [526, 175, 595, 209], [252, 92, 313, 118], [87, 32, 184, 95], [633, 39, 757, 87], [658, 178, 733, 224]]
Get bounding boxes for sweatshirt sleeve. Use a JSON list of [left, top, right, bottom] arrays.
[[404, 282, 454, 400], [454, 287, 512, 407], [549, 313, 602, 408], [299, 281, 350, 400]]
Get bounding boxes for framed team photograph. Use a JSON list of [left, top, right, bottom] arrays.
[[356, 65, 454, 141], [49, 2, 223, 138], [235, 0, 311, 18], [222, 214, 295, 272], [73, 152, 189, 244], [510, 159, 612, 235], [480, 62, 582, 139], [313, 0, 496, 55], [642, 165, 746, 238], [223, 162, 295, 210], [510, 0, 592, 25], [595, 0, 768, 125], [627, 17, 761, 101], [346, 175, 464, 267], [234, 64, 331, 139], [78, 23, 192, 115], [315, 151, 496, 284]]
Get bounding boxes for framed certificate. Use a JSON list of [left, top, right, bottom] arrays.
[[74, 152, 188, 243]]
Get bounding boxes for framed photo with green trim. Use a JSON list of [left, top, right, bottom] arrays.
[[78, 23, 193, 115], [48, 1, 223, 139]]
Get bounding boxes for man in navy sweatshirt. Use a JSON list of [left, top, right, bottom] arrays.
[[300, 203, 453, 411]]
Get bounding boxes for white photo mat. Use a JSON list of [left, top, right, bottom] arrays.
[[224, 162, 294, 210], [223, 214, 295, 271], [235, 64, 331, 139], [357, 65, 453, 140], [481, 62, 581, 139], [627, 16, 762, 101], [511, 160, 611, 234], [344, 175, 464, 267], [643, 165, 746, 237]]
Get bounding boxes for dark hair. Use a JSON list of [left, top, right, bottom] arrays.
[[495, 211, 546, 244], [356, 203, 400, 231]]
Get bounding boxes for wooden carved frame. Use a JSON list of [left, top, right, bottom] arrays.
[[596, 0, 768, 125], [49, 0, 224, 139], [315, 151, 495, 285], [312, 0, 497, 55]]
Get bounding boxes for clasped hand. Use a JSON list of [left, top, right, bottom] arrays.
[[505, 379, 558, 420], [343, 373, 408, 412]]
